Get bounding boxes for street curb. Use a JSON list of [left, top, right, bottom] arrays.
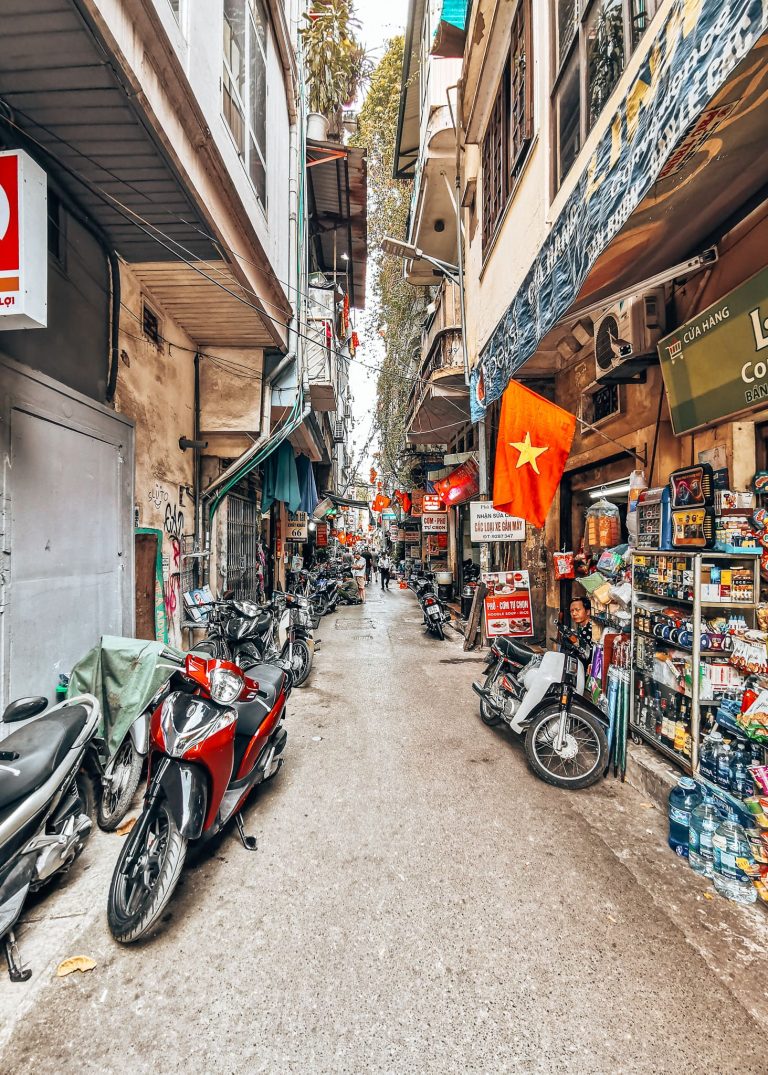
[[624, 741, 678, 810]]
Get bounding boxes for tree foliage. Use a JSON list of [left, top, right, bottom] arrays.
[[351, 37, 430, 489]]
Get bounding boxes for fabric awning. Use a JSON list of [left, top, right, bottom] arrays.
[[296, 455, 319, 514], [261, 442, 302, 513]]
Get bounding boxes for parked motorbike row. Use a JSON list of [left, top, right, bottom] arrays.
[[407, 568, 452, 640], [290, 561, 363, 618], [0, 583, 327, 979]]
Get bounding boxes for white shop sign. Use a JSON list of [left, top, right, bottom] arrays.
[[422, 512, 448, 534], [470, 503, 525, 542], [285, 511, 308, 541], [0, 150, 47, 329]]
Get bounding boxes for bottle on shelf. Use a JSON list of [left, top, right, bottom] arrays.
[[712, 811, 757, 904], [689, 794, 722, 878], [729, 740, 751, 799], [699, 730, 724, 782], [668, 777, 703, 858], [715, 740, 733, 791], [655, 692, 663, 740]]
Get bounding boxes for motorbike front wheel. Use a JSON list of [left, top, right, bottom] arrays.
[[479, 665, 504, 727], [524, 704, 607, 790], [289, 638, 312, 687], [107, 798, 187, 944], [97, 738, 144, 831]]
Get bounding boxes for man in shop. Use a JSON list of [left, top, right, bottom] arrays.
[[379, 551, 392, 590], [569, 596, 594, 664]]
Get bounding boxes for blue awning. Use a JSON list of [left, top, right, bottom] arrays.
[[261, 442, 302, 514], [432, 0, 467, 57]]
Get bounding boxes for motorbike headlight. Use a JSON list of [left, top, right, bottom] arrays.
[[234, 599, 261, 617], [209, 667, 244, 704]]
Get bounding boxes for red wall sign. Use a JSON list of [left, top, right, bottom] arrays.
[[0, 154, 20, 282], [0, 149, 47, 329], [482, 570, 534, 638], [422, 493, 446, 513]]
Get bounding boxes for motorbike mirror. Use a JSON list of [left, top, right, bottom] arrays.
[[3, 696, 48, 723]]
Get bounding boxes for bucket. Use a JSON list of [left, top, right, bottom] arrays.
[[435, 571, 453, 585], [399, 580, 408, 589]]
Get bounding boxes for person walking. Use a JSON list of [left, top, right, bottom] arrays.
[[379, 551, 392, 590], [371, 549, 379, 583], [351, 550, 367, 603], [362, 546, 373, 586]]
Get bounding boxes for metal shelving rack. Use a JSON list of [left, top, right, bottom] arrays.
[[630, 550, 761, 776]]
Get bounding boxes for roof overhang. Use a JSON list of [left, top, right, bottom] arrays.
[[393, 0, 427, 179], [307, 140, 368, 309]]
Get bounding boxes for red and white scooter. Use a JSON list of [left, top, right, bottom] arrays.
[[107, 654, 288, 943]]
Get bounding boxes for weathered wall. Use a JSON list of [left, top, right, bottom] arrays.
[[199, 346, 264, 457], [114, 262, 196, 647]]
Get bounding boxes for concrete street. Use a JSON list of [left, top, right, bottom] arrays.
[[2, 583, 768, 1073]]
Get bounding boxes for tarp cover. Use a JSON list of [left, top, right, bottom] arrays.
[[67, 636, 184, 758]]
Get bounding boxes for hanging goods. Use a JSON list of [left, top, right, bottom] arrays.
[[553, 550, 575, 580], [636, 487, 673, 549]]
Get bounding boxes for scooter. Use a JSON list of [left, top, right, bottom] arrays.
[[0, 693, 100, 981], [218, 594, 314, 687], [472, 622, 608, 789], [107, 654, 289, 943]]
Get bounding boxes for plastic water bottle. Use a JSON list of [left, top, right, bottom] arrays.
[[729, 740, 751, 799], [716, 741, 732, 790], [689, 796, 721, 877], [699, 730, 723, 782], [668, 777, 702, 857], [712, 811, 757, 904]]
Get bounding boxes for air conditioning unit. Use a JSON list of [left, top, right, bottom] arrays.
[[593, 290, 665, 383]]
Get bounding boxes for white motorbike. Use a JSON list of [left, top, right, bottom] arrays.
[[472, 624, 608, 789]]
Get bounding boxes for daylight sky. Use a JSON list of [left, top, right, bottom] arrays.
[[345, 0, 409, 484]]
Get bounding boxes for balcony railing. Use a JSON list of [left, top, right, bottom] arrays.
[[406, 281, 465, 430]]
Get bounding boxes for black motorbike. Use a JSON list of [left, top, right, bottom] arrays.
[[0, 694, 100, 981], [411, 571, 451, 640]]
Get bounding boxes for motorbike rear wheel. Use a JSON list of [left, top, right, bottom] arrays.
[[432, 618, 444, 640], [97, 738, 144, 831], [107, 798, 187, 944], [524, 704, 607, 790]]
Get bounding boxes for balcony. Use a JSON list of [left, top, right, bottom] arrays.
[[403, 105, 459, 285], [406, 281, 470, 444], [305, 287, 339, 413]]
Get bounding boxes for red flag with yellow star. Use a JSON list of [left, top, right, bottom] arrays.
[[493, 380, 576, 528]]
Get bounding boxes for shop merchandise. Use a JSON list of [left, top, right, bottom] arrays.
[[667, 777, 703, 857]]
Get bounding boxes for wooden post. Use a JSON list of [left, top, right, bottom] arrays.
[[463, 581, 486, 651]]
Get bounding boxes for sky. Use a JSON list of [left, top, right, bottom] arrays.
[[344, 0, 409, 485]]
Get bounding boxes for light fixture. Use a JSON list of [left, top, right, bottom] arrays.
[[340, 252, 349, 262], [308, 520, 317, 531], [588, 479, 632, 500], [382, 236, 460, 283]]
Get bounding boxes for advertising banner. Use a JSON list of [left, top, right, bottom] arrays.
[[316, 522, 328, 547], [470, 0, 768, 420], [482, 570, 533, 638], [422, 493, 446, 513], [470, 503, 525, 542], [410, 488, 424, 516], [422, 513, 448, 534], [285, 512, 309, 541], [434, 457, 480, 506], [0, 150, 47, 330], [658, 265, 768, 434]]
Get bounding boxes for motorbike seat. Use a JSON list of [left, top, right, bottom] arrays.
[[0, 706, 88, 811], [238, 663, 285, 730], [494, 636, 535, 665]]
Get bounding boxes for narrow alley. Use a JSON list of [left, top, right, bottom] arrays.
[[2, 586, 767, 1074]]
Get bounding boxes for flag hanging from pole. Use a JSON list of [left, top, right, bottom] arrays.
[[493, 381, 576, 528]]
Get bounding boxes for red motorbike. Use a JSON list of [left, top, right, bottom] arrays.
[[107, 654, 288, 943]]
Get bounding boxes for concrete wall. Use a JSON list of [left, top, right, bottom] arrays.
[[0, 202, 110, 402], [199, 346, 264, 457]]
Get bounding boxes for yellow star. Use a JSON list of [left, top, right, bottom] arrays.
[[510, 432, 548, 474]]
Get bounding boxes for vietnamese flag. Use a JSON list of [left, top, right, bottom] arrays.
[[493, 381, 576, 528]]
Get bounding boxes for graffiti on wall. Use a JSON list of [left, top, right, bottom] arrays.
[[162, 502, 184, 627]]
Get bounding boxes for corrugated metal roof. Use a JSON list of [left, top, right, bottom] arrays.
[[306, 140, 367, 309]]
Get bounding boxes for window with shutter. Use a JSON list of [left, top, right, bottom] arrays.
[[481, 67, 508, 254], [510, 0, 533, 174]]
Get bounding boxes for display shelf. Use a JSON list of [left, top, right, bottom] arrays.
[[631, 549, 761, 773]]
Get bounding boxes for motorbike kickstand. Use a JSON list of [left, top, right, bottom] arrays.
[[234, 813, 258, 852], [4, 931, 32, 983]]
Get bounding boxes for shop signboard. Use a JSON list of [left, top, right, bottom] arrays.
[[316, 522, 328, 547], [469, 0, 768, 421], [285, 511, 308, 541], [482, 570, 533, 638], [422, 513, 448, 534], [382, 509, 397, 520], [397, 528, 407, 542], [658, 266, 768, 434], [0, 150, 47, 329], [422, 493, 446, 513], [434, 457, 480, 506], [425, 534, 448, 555], [410, 488, 424, 516], [470, 503, 525, 542]]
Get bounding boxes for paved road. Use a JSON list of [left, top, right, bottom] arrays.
[[2, 584, 768, 1073]]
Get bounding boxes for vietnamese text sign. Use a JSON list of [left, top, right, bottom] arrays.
[[422, 493, 446, 513], [285, 511, 308, 541], [482, 570, 533, 638], [316, 522, 328, 547], [0, 150, 47, 329], [470, 0, 768, 420], [422, 512, 448, 534], [470, 503, 525, 542], [658, 265, 768, 434]]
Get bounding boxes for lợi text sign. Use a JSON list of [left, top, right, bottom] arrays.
[[0, 150, 47, 329], [470, 503, 525, 542]]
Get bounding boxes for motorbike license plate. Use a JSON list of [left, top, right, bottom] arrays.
[[428, 606, 441, 618]]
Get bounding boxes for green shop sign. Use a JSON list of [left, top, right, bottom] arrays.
[[658, 265, 768, 435]]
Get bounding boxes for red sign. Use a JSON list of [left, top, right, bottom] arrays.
[[0, 154, 20, 280], [316, 522, 328, 546], [434, 457, 480, 507], [422, 493, 446, 513], [411, 488, 424, 516], [483, 570, 533, 638]]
